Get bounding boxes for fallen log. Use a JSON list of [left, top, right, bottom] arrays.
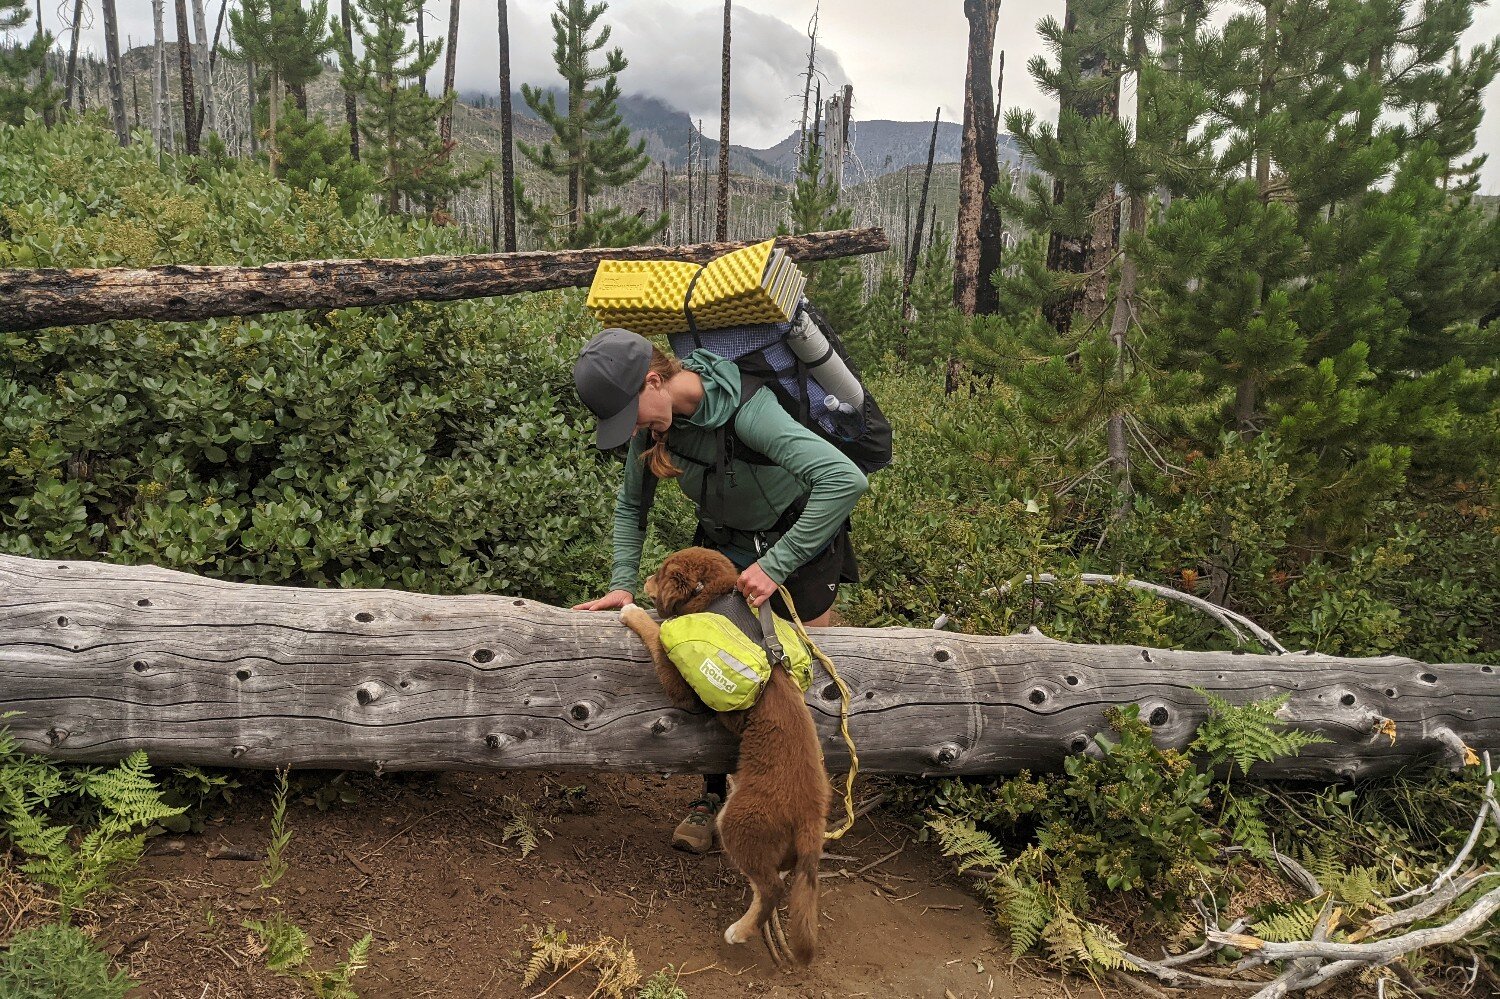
[[0, 554, 1494, 777], [0, 228, 889, 332]]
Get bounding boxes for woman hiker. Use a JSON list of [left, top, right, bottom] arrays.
[[570, 327, 867, 854]]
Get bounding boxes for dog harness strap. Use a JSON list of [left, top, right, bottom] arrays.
[[705, 592, 786, 670], [757, 602, 788, 670], [705, 591, 760, 639]]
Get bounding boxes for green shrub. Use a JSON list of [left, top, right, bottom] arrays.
[[845, 362, 1496, 663], [913, 694, 1327, 970], [0, 118, 619, 605], [0, 922, 134, 999]]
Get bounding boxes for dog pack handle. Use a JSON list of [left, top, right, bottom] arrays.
[[756, 602, 788, 669]]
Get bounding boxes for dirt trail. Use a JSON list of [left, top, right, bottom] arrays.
[[89, 770, 1128, 999]]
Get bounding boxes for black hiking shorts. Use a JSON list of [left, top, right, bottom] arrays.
[[768, 523, 859, 621]]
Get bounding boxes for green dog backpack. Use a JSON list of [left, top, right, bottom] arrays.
[[659, 609, 812, 712]]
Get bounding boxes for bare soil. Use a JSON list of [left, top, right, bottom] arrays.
[[85, 769, 1134, 999]]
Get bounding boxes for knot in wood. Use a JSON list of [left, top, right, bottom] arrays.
[[230, 745, 247, 759], [485, 734, 509, 751], [46, 727, 68, 747], [934, 743, 963, 767], [651, 716, 675, 736], [356, 684, 383, 706]]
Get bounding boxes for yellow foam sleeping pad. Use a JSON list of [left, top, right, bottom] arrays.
[[585, 238, 808, 336]]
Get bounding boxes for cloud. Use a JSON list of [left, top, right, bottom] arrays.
[[51, 0, 844, 151], [452, 0, 848, 149]]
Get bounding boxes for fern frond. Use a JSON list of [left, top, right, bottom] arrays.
[[313, 932, 374, 999], [1297, 841, 1347, 888], [928, 815, 1009, 875], [522, 925, 573, 988], [990, 873, 1053, 957], [244, 914, 312, 973], [1190, 690, 1329, 776], [1223, 792, 1273, 859], [1081, 920, 1137, 971], [1327, 866, 1386, 910], [1249, 901, 1321, 942], [76, 751, 187, 827], [501, 795, 542, 858], [1042, 905, 1089, 967]]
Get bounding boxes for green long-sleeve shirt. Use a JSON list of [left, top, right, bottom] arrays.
[[608, 350, 868, 593]]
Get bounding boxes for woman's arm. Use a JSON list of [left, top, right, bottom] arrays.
[[575, 436, 651, 610], [732, 391, 868, 584], [607, 434, 652, 593]]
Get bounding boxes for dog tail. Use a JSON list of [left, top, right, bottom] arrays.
[[786, 843, 820, 965]]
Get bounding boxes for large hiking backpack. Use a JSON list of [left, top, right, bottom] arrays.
[[672, 299, 892, 471], [638, 299, 893, 530]]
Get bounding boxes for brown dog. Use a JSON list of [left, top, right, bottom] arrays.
[[618, 547, 829, 966]]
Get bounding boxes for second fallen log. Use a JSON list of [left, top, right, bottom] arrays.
[[0, 229, 889, 332]]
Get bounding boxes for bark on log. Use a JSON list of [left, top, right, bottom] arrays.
[[1, 555, 1494, 779], [0, 228, 889, 333]]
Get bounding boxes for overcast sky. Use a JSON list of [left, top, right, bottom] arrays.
[[44, 0, 1500, 191]]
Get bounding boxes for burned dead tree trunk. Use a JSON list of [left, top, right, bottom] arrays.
[[1, 554, 1494, 778], [953, 0, 1003, 316], [0, 228, 890, 332]]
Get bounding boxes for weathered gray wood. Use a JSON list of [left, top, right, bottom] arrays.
[[0, 554, 1494, 778], [0, 229, 890, 333]]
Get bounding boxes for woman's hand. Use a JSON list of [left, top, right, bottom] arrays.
[[573, 589, 635, 611], [737, 562, 779, 608]]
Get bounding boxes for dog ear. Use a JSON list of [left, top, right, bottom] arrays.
[[655, 557, 690, 615], [655, 552, 714, 615]]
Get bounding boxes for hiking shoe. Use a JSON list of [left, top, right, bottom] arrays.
[[671, 794, 722, 854]]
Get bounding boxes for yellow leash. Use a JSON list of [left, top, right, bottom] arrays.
[[774, 584, 860, 841]]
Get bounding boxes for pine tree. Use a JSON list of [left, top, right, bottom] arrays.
[[780, 130, 863, 333], [230, 0, 332, 170], [1038, 0, 1123, 335], [274, 104, 377, 214], [337, 0, 359, 161], [515, 0, 665, 248], [970, 0, 1211, 508], [1145, 0, 1500, 533], [0, 0, 56, 125], [333, 0, 488, 215]]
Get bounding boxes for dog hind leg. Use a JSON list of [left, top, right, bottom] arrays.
[[724, 867, 784, 945]]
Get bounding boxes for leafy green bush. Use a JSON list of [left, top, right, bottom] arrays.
[[911, 693, 1327, 970], [0, 118, 621, 604], [0, 922, 134, 998], [846, 362, 1497, 663]]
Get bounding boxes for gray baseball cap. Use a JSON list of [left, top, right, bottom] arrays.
[[574, 328, 652, 449]]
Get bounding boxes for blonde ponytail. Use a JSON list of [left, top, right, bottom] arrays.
[[640, 347, 683, 478]]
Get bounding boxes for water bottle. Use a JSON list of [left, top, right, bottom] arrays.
[[785, 301, 864, 409]]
